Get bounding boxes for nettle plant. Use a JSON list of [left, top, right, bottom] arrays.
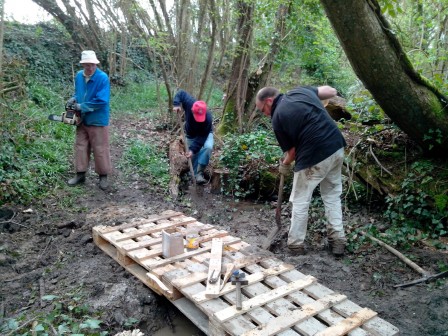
[[219, 129, 283, 199], [384, 161, 448, 247]]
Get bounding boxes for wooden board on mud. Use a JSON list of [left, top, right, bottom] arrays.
[[93, 210, 399, 336]]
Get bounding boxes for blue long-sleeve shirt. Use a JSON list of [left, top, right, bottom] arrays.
[[173, 90, 213, 154], [74, 68, 110, 126]]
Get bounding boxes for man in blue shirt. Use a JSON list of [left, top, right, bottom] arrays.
[[67, 50, 111, 190], [173, 90, 213, 185], [256, 85, 347, 256]]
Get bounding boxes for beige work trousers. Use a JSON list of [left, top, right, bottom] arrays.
[[287, 148, 345, 247], [74, 124, 111, 176]]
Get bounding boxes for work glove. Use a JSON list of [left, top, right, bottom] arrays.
[[278, 162, 292, 176], [74, 103, 82, 112], [66, 97, 76, 105]]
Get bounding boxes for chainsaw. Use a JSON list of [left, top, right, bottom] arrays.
[[48, 100, 81, 126]]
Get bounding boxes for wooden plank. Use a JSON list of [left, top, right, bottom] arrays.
[[279, 267, 399, 336], [172, 271, 209, 288], [181, 283, 257, 335], [315, 308, 378, 336], [227, 252, 329, 336], [205, 238, 223, 297], [256, 260, 367, 336], [142, 236, 241, 269], [114, 218, 199, 242], [214, 276, 316, 322], [194, 263, 295, 302], [128, 244, 163, 262], [119, 236, 162, 252], [241, 293, 347, 336], [96, 211, 184, 233]]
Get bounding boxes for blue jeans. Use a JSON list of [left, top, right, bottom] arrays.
[[186, 133, 214, 174]]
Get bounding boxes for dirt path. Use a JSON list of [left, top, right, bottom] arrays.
[[1, 115, 447, 335]]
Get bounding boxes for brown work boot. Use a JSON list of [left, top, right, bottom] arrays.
[[287, 244, 307, 255], [99, 175, 108, 190], [329, 238, 346, 257], [195, 172, 206, 185], [68, 172, 86, 186]]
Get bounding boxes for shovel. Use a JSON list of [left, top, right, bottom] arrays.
[[262, 173, 285, 249], [177, 111, 197, 195]]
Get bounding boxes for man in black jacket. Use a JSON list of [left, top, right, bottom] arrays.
[[256, 85, 347, 256], [173, 90, 213, 185]]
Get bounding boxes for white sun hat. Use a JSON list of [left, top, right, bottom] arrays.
[[79, 50, 100, 64]]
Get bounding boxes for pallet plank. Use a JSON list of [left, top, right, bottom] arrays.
[[96, 211, 184, 233], [205, 238, 224, 297], [214, 276, 315, 322], [315, 308, 378, 336], [242, 293, 347, 336]]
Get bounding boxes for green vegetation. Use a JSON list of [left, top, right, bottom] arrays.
[[383, 161, 448, 248], [111, 77, 168, 115], [219, 129, 283, 198], [0, 294, 109, 336], [118, 139, 170, 190], [0, 81, 73, 204]]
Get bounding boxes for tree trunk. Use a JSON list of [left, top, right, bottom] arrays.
[[0, 0, 4, 92], [32, 0, 100, 51], [247, 2, 292, 128], [320, 0, 448, 155], [218, 0, 254, 135]]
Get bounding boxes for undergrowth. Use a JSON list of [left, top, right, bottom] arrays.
[[219, 128, 283, 199], [118, 139, 170, 190], [0, 294, 108, 336], [345, 160, 448, 252], [0, 79, 74, 205], [382, 160, 448, 248]]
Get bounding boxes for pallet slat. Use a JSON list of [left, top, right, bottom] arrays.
[[214, 276, 316, 323]]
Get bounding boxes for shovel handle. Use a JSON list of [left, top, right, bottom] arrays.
[[275, 173, 285, 228]]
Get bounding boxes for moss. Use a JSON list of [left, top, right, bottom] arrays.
[[217, 99, 238, 136]]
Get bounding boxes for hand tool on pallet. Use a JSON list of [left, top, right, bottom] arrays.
[[176, 108, 197, 192], [220, 262, 236, 291], [262, 172, 285, 249], [231, 270, 248, 310], [219, 254, 265, 292]]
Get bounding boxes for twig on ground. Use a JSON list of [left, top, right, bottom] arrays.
[[369, 144, 393, 176], [5, 318, 35, 336], [39, 278, 46, 308], [0, 210, 17, 224]]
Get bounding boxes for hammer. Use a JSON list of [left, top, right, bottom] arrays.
[[231, 270, 248, 310]]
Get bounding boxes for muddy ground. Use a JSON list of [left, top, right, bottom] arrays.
[[1, 115, 447, 336]]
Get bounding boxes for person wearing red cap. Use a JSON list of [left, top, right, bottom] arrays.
[[173, 90, 213, 184]]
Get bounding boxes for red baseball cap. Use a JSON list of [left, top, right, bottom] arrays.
[[192, 101, 207, 122]]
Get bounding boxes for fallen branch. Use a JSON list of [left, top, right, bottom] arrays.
[[369, 145, 392, 176], [359, 231, 430, 277]]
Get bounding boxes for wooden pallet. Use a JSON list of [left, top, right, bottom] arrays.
[[92, 210, 399, 336]]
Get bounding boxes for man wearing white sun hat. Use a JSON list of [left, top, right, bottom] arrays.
[[67, 50, 112, 190]]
